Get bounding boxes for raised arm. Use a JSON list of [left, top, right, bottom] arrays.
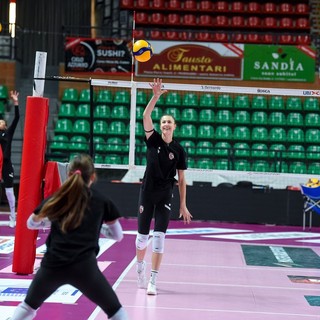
[[143, 78, 167, 140]]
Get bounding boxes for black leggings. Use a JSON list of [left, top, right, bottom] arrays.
[[2, 160, 14, 188], [25, 254, 122, 318], [137, 188, 173, 235]]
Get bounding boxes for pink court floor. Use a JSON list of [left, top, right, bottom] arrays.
[[1, 211, 320, 320]]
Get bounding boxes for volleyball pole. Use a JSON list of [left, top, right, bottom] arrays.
[[12, 51, 49, 275]]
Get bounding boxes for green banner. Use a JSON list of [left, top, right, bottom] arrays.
[[243, 45, 316, 82]]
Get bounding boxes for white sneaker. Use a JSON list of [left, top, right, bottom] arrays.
[[9, 217, 16, 228], [147, 281, 157, 295], [137, 261, 147, 289]]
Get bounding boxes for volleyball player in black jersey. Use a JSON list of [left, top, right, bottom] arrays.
[[0, 90, 20, 227], [11, 154, 129, 320], [135, 78, 193, 295]]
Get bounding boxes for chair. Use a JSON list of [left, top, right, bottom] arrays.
[[151, 13, 165, 24], [296, 18, 309, 29], [215, 159, 230, 170], [247, 33, 261, 43], [59, 103, 76, 118], [106, 137, 123, 153], [199, 94, 215, 108], [248, 2, 260, 13], [94, 104, 111, 119], [150, 30, 163, 40], [305, 113, 320, 127], [251, 127, 268, 142], [263, 3, 276, 13], [269, 127, 287, 143], [263, 17, 277, 28], [164, 107, 181, 121], [307, 145, 320, 160], [197, 125, 214, 139], [287, 113, 304, 127], [105, 154, 122, 165], [182, 93, 198, 107], [73, 119, 90, 135], [233, 142, 250, 158], [233, 126, 250, 141], [96, 90, 113, 104], [212, 32, 228, 43], [289, 162, 307, 174], [93, 120, 108, 135], [165, 92, 181, 106], [287, 128, 304, 143], [94, 154, 105, 164], [199, 109, 214, 123], [196, 141, 214, 156], [233, 111, 250, 124], [136, 106, 144, 121], [54, 119, 73, 135], [181, 108, 198, 123], [136, 0, 149, 7], [252, 160, 270, 172], [215, 110, 233, 124], [114, 91, 130, 104], [279, 34, 295, 45], [93, 136, 106, 153], [153, 0, 164, 8], [304, 98, 319, 111], [69, 135, 88, 152], [217, 94, 232, 108], [252, 96, 267, 109], [133, 30, 145, 39], [308, 163, 320, 175], [183, 14, 197, 26], [296, 3, 309, 14], [136, 12, 148, 23], [251, 143, 268, 158], [231, 16, 245, 28], [180, 124, 197, 139], [287, 145, 305, 159], [214, 141, 231, 157], [300, 183, 320, 229], [269, 144, 286, 158], [286, 97, 302, 110], [111, 105, 130, 119], [234, 95, 250, 109], [196, 32, 212, 42], [78, 89, 92, 103], [215, 1, 228, 11], [305, 129, 320, 144], [200, 0, 212, 10], [268, 112, 286, 126], [262, 34, 274, 44], [252, 111, 268, 125], [269, 96, 285, 110], [180, 140, 196, 156], [271, 161, 288, 173], [61, 88, 78, 102], [0, 101, 5, 116], [109, 121, 126, 136], [167, 13, 180, 25], [135, 122, 144, 137], [196, 158, 214, 170], [234, 159, 251, 171], [136, 91, 147, 105], [199, 15, 213, 26], [296, 34, 311, 45], [50, 135, 69, 152], [215, 15, 229, 27], [232, 1, 244, 12], [215, 126, 233, 140], [76, 104, 90, 118], [248, 16, 261, 28], [280, 17, 293, 29]]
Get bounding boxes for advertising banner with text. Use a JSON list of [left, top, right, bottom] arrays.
[[243, 44, 316, 82]]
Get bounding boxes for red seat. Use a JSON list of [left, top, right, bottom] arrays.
[[215, 15, 229, 27], [248, 2, 260, 13], [296, 18, 310, 29], [136, 0, 149, 8], [216, 1, 228, 11], [232, 33, 245, 43], [280, 17, 293, 28], [264, 17, 277, 28], [199, 15, 213, 26], [247, 33, 260, 43], [180, 31, 194, 41], [120, 0, 133, 8], [166, 31, 179, 40], [185, 0, 196, 9], [151, 13, 165, 24], [232, 2, 245, 12], [183, 14, 197, 26], [153, 0, 165, 9], [231, 16, 245, 27], [136, 12, 148, 23], [280, 3, 293, 14], [262, 33, 274, 44], [248, 16, 261, 28], [168, 0, 181, 9], [167, 13, 180, 25], [150, 30, 163, 40], [264, 3, 276, 13], [212, 32, 228, 42], [200, 1, 212, 10], [196, 32, 212, 41], [296, 34, 311, 45], [279, 34, 295, 44], [134, 30, 145, 38], [296, 3, 309, 14]]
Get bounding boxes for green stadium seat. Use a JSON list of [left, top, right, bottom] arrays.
[[304, 97, 319, 111], [215, 126, 233, 140], [152, 106, 163, 121], [234, 95, 250, 109], [269, 144, 286, 158], [180, 124, 197, 138], [233, 126, 250, 141], [215, 110, 233, 124], [286, 112, 304, 127], [0, 100, 5, 115], [251, 111, 268, 125], [252, 160, 270, 172], [165, 92, 181, 106], [94, 104, 111, 119], [252, 127, 268, 141], [214, 141, 231, 157], [122, 155, 129, 165], [252, 96, 267, 109], [199, 94, 215, 108], [0, 85, 8, 100], [269, 127, 286, 143], [114, 90, 130, 104], [135, 122, 144, 137], [215, 159, 230, 170], [233, 110, 250, 124], [93, 136, 106, 153], [268, 112, 286, 126], [111, 105, 130, 119], [197, 125, 214, 139], [122, 138, 130, 154], [54, 118, 73, 134], [199, 109, 214, 123], [287, 128, 304, 143], [308, 162, 320, 174], [69, 153, 80, 162], [93, 120, 108, 135], [233, 142, 250, 157], [269, 96, 284, 110], [73, 119, 90, 135], [270, 161, 288, 173], [61, 88, 78, 102], [104, 154, 122, 164], [136, 106, 144, 120], [136, 138, 147, 154], [217, 94, 233, 108], [286, 97, 302, 110], [305, 129, 320, 143], [59, 103, 76, 118], [136, 91, 147, 105], [164, 107, 181, 121], [306, 145, 320, 160], [181, 108, 198, 122], [69, 135, 88, 152], [180, 140, 196, 156], [153, 122, 160, 133], [79, 89, 93, 103], [187, 157, 196, 168], [287, 144, 305, 159], [196, 141, 214, 156], [305, 113, 320, 127], [234, 159, 251, 171], [196, 158, 214, 169], [251, 143, 268, 158], [76, 104, 90, 118], [182, 93, 198, 107], [289, 161, 307, 174], [106, 137, 123, 153], [50, 135, 69, 151], [96, 89, 113, 103], [94, 154, 105, 164], [107, 121, 127, 136]]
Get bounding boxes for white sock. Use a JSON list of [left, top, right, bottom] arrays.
[[11, 301, 37, 320], [5, 187, 16, 218], [110, 307, 129, 320], [150, 270, 158, 285], [136, 260, 146, 273]]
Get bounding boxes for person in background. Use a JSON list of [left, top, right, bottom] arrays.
[[135, 78, 193, 295], [0, 90, 20, 228], [11, 154, 129, 320]]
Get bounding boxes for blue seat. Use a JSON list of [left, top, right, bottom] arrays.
[[300, 183, 320, 230]]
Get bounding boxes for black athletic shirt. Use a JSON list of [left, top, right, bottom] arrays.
[[34, 183, 121, 268], [142, 130, 187, 191]]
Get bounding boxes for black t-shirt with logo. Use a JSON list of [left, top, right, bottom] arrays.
[[142, 130, 187, 191]]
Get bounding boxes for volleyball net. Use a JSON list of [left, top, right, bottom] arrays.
[[52, 77, 320, 189]]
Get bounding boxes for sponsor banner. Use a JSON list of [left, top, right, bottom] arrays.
[[0, 237, 14, 254], [65, 37, 132, 73], [135, 41, 243, 79], [288, 275, 320, 284], [243, 44, 316, 82]]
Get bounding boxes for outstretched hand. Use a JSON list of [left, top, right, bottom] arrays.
[[149, 78, 167, 98], [179, 206, 193, 224], [10, 90, 19, 105]]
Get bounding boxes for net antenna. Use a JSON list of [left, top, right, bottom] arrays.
[[33, 51, 47, 97], [131, 10, 136, 83]]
